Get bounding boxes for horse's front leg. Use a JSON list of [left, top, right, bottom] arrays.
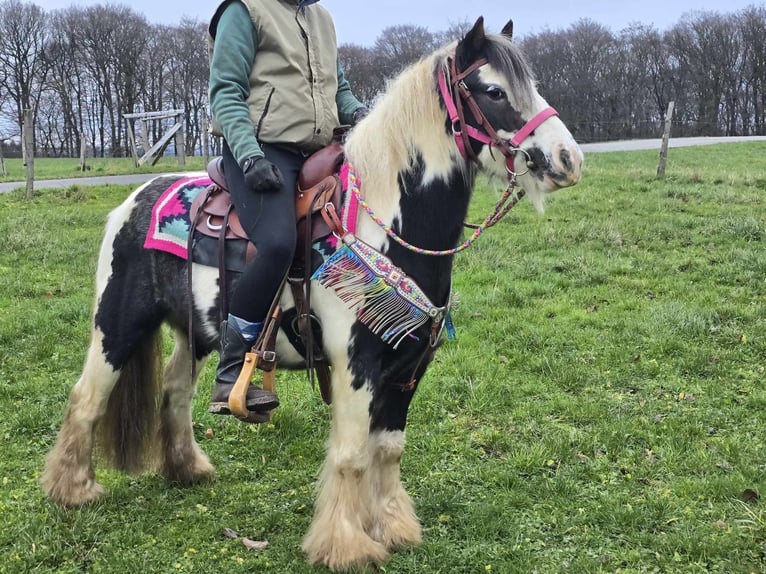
[[368, 384, 422, 550], [302, 364, 388, 570]]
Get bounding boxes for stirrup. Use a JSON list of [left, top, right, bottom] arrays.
[[225, 354, 278, 423]]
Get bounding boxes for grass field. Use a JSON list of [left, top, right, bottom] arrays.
[[0, 144, 764, 573], [0, 156, 206, 183]]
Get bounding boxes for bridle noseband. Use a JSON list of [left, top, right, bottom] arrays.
[[438, 56, 559, 179]]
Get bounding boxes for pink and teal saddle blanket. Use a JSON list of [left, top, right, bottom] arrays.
[[143, 168, 453, 347], [144, 175, 212, 259]]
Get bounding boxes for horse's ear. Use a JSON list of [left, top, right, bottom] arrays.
[[461, 16, 486, 54], [501, 20, 514, 40]]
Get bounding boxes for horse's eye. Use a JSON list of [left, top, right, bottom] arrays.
[[486, 86, 506, 101]]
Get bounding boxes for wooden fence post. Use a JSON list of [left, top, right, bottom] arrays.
[[657, 101, 675, 177], [80, 132, 88, 171], [125, 120, 139, 167], [0, 138, 6, 177], [175, 112, 186, 167], [23, 109, 35, 199], [140, 119, 150, 155]]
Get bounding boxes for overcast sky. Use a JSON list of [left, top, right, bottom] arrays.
[[37, 0, 764, 44]]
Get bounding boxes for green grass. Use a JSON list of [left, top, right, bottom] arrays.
[[1, 143, 765, 573], [0, 156, 206, 182]]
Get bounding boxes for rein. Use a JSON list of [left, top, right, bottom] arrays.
[[345, 164, 524, 256], [329, 54, 560, 259]]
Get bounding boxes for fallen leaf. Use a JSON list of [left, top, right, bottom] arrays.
[[242, 538, 269, 551], [222, 528, 239, 539], [205, 428, 214, 439], [714, 520, 727, 529], [742, 489, 759, 503], [716, 460, 734, 471]]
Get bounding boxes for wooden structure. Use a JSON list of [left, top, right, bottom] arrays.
[[23, 109, 34, 199], [124, 109, 186, 167], [657, 101, 675, 177]]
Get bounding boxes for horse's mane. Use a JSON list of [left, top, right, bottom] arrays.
[[344, 46, 453, 204], [344, 33, 536, 205]]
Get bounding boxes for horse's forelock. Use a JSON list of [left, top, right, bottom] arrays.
[[482, 33, 536, 105]]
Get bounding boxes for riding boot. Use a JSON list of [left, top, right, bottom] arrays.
[[209, 320, 279, 414]]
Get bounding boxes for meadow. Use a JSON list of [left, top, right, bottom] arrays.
[[0, 156, 205, 183], [0, 144, 764, 573]]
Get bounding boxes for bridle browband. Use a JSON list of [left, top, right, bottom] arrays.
[[438, 56, 559, 178]]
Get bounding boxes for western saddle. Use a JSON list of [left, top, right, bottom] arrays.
[[188, 129, 347, 420]]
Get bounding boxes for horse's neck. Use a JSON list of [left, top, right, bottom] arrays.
[[345, 55, 476, 306], [390, 158, 474, 306]]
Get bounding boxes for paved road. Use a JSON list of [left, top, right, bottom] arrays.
[[2, 136, 766, 194], [579, 135, 766, 153]]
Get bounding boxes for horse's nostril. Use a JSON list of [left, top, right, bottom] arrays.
[[559, 148, 573, 171]]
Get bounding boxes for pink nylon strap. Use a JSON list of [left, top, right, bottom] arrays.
[[438, 70, 494, 159], [510, 106, 559, 147], [438, 66, 559, 169]]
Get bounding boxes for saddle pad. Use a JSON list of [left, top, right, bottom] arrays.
[[144, 176, 211, 259]]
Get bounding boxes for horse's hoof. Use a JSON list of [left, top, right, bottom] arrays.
[[162, 449, 216, 484], [41, 474, 106, 507], [303, 526, 388, 571]]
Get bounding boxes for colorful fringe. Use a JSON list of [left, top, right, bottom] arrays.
[[311, 232, 447, 348]]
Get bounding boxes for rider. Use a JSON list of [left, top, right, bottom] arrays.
[[207, 0, 368, 418]]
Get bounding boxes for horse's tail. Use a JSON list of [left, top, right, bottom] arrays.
[[96, 328, 164, 474]]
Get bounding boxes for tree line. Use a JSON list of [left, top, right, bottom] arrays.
[[1, 0, 764, 159]]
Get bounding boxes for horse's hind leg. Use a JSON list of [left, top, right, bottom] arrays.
[[41, 329, 122, 506], [159, 328, 214, 483], [367, 388, 422, 549], [302, 366, 388, 570]]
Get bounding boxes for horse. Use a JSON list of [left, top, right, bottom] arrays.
[[41, 17, 583, 571]]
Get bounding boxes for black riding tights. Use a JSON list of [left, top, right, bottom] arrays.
[[222, 141, 300, 323]]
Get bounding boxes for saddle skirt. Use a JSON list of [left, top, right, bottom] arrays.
[[144, 133, 352, 273]]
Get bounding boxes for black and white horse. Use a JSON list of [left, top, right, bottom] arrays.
[[42, 18, 582, 571]]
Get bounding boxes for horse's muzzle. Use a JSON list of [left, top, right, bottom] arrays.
[[548, 142, 584, 188]]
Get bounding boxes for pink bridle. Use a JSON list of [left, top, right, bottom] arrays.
[[438, 56, 559, 178]]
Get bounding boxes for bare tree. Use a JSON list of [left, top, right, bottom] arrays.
[[435, 20, 474, 46], [164, 19, 209, 156], [739, 6, 766, 134], [72, 4, 148, 156], [0, 0, 50, 146], [374, 24, 438, 80], [338, 44, 383, 106], [139, 25, 176, 147], [3, 3, 765, 154]]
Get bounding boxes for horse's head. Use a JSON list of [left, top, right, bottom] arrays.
[[443, 17, 583, 209]]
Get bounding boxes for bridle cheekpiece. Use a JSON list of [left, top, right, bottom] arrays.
[[438, 56, 559, 180]]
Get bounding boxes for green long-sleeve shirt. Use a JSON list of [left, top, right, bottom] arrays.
[[209, 1, 364, 166]]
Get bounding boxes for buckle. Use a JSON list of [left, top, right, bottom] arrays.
[[259, 350, 277, 363]]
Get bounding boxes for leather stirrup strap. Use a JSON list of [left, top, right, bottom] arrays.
[[218, 204, 233, 324], [227, 273, 288, 419], [288, 279, 332, 405]]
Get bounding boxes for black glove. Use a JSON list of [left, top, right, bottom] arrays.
[[352, 107, 369, 125], [242, 156, 283, 193]]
